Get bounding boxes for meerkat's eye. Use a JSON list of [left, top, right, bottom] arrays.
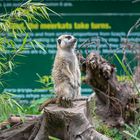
[[57, 39, 61, 45], [65, 35, 71, 40]]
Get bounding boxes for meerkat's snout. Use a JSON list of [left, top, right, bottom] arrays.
[[72, 38, 77, 43], [57, 35, 77, 50]]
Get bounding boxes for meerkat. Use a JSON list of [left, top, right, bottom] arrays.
[[52, 35, 81, 106], [39, 35, 81, 110]]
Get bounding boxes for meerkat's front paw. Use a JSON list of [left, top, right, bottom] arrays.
[[77, 81, 81, 87], [74, 80, 80, 88], [59, 97, 73, 108], [70, 79, 76, 88]]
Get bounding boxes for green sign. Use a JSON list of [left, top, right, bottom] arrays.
[[1, 0, 140, 104]]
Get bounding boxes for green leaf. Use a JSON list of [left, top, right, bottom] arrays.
[[46, 6, 61, 17], [30, 41, 36, 50], [33, 40, 46, 52], [40, 7, 51, 22], [12, 29, 17, 38], [48, 136, 61, 140], [123, 131, 140, 140], [8, 61, 14, 71], [11, 99, 23, 111]]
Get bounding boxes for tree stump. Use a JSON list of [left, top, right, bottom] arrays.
[[44, 100, 110, 140], [0, 99, 110, 140]]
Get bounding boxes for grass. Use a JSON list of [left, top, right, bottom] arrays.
[[96, 124, 123, 140], [114, 53, 140, 95]]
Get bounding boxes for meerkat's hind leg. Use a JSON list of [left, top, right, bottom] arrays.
[[56, 84, 74, 108], [58, 96, 74, 108]]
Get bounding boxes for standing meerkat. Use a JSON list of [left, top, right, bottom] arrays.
[[39, 35, 81, 110], [52, 35, 81, 106]]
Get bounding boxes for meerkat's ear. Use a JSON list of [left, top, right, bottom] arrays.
[[57, 39, 61, 45]]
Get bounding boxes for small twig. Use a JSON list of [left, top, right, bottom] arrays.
[[127, 18, 140, 38], [132, 0, 140, 3]]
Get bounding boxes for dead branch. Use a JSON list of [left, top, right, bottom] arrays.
[[0, 115, 40, 130], [78, 51, 139, 127]]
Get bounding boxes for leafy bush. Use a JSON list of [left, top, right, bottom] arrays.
[[0, 0, 57, 121]]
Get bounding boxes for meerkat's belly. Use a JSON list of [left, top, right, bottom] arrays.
[[52, 55, 81, 99]]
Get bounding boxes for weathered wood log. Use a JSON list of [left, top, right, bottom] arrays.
[[0, 99, 111, 140], [0, 116, 42, 140], [0, 115, 39, 130], [77, 51, 139, 126]]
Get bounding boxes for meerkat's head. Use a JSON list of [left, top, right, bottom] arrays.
[[57, 35, 77, 50]]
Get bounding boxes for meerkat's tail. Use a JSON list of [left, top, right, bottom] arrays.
[[39, 97, 57, 111]]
